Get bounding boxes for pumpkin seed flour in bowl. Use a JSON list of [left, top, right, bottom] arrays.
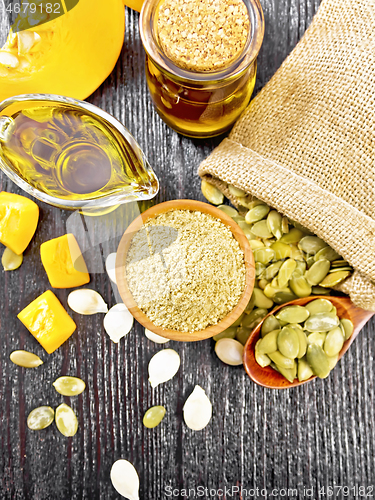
[[115, 200, 255, 341]]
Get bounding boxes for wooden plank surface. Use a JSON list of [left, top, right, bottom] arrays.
[[1, 1, 375, 499]]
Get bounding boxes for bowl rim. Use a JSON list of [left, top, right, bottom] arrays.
[[115, 199, 255, 342]]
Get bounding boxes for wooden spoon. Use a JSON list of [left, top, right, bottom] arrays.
[[243, 295, 374, 389]]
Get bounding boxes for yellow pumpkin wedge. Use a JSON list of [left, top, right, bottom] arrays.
[[0, 0, 125, 101]]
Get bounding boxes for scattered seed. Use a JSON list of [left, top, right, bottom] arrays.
[[10, 350, 43, 368], [183, 385, 212, 431], [217, 204, 238, 217], [144, 328, 170, 344], [104, 303, 134, 343], [228, 184, 247, 198], [105, 253, 117, 283], [68, 289, 108, 315], [55, 403, 78, 437], [27, 406, 54, 430], [201, 180, 224, 205], [53, 376, 86, 396], [2, 247, 23, 271], [148, 349, 180, 388], [143, 406, 166, 428], [214, 338, 243, 365], [110, 459, 140, 500]]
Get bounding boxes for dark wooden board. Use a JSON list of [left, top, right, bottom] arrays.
[[1, 1, 375, 499]]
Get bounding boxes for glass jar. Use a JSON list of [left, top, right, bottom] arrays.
[[140, 0, 264, 138]]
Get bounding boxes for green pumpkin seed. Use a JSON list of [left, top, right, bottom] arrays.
[[242, 308, 268, 330], [217, 205, 238, 218], [252, 288, 274, 309], [298, 236, 328, 255], [305, 256, 315, 268], [258, 278, 270, 290], [275, 305, 310, 324], [306, 344, 330, 379], [252, 220, 273, 239], [331, 259, 350, 267], [240, 197, 264, 210], [267, 211, 283, 239], [314, 246, 341, 262], [228, 184, 247, 198], [280, 228, 305, 244], [52, 376, 86, 396], [304, 312, 339, 332], [271, 241, 291, 260], [257, 329, 280, 354], [261, 315, 281, 337], [295, 328, 308, 358], [232, 215, 246, 223], [245, 205, 270, 224], [55, 403, 78, 437], [2, 247, 23, 271], [277, 259, 297, 288], [311, 286, 331, 295], [231, 312, 245, 327], [143, 406, 166, 428], [298, 358, 314, 382], [237, 221, 256, 238], [290, 221, 313, 235], [249, 240, 265, 251], [213, 326, 237, 341], [327, 354, 339, 370], [255, 340, 271, 367], [305, 259, 331, 286], [281, 217, 289, 234], [328, 266, 353, 273], [289, 276, 312, 298], [324, 326, 344, 357], [255, 262, 266, 277], [260, 261, 282, 280], [27, 406, 54, 430], [253, 248, 275, 265], [277, 326, 299, 359], [305, 299, 333, 315], [289, 245, 305, 261], [268, 351, 296, 369], [319, 270, 351, 288], [273, 291, 298, 305], [236, 326, 251, 345], [274, 361, 297, 383], [201, 180, 224, 205], [307, 332, 326, 348], [340, 318, 354, 341], [263, 283, 292, 299], [10, 350, 43, 368], [244, 294, 256, 313]]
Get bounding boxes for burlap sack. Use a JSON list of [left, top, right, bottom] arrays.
[[198, 0, 375, 311]]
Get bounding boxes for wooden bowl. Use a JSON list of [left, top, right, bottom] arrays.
[[115, 199, 255, 342]]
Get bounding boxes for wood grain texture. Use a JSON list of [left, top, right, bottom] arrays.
[[1, 0, 375, 499]]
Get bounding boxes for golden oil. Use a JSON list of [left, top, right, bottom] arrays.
[[0, 101, 158, 202]]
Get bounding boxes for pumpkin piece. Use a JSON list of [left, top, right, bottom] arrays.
[[40, 234, 90, 289], [0, 0, 125, 101], [18, 290, 76, 354], [0, 191, 39, 255]]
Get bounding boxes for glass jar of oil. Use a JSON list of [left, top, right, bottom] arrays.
[[140, 0, 264, 138], [0, 95, 159, 213]]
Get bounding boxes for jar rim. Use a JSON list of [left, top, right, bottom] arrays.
[[139, 0, 265, 83]]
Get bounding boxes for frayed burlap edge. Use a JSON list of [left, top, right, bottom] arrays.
[[198, 139, 375, 312]]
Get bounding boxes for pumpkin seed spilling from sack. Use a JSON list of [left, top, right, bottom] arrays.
[[255, 299, 354, 382], [27, 406, 54, 430], [68, 289, 108, 315], [103, 303, 134, 343], [148, 349, 180, 388], [110, 459, 140, 500], [53, 376, 86, 396], [55, 403, 78, 437], [144, 328, 170, 344], [183, 385, 212, 431], [143, 406, 166, 428], [2, 247, 23, 271], [10, 350, 43, 368]]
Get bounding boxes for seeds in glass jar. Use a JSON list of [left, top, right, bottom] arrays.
[[110, 459, 140, 500], [27, 406, 54, 430], [298, 236, 328, 254], [275, 305, 310, 324], [143, 406, 166, 428], [255, 340, 271, 367], [304, 312, 339, 332], [215, 338, 243, 365], [319, 270, 351, 287], [148, 349, 180, 388], [245, 204, 270, 224], [323, 326, 344, 357], [145, 328, 170, 344], [261, 315, 281, 337], [2, 247, 23, 271], [228, 184, 247, 198], [306, 343, 330, 379], [53, 376, 86, 396], [10, 350, 43, 368], [340, 318, 354, 340], [217, 205, 238, 218], [305, 298, 333, 315], [68, 289, 108, 315], [201, 180, 224, 205], [277, 326, 299, 359], [55, 403, 78, 437], [183, 385, 212, 431]]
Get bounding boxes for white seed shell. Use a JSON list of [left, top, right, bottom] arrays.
[[105, 253, 117, 284], [183, 385, 212, 431], [68, 289, 108, 315], [214, 338, 244, 366], [145, 328, 170, 344], [110, 459, 140, 500], [148, 349, 180, 388], [104, 303, 134, 343]]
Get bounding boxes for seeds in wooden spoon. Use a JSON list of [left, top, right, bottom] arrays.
[[105, 253, 117, 284], [53, 376, 86, 396], [68, 289, 108, 315], [104, 303, 134, 343], [143, 406, 166, 428], [55, 403, 78, 437], [148, 349, 180, 388], [27, 406, 54, 430], [144, 328, 170, 344], [110, 459, 140, 500], [10, 350, 43, 368], [183, 385, 212, 431], [2, 247, 23, 271]]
